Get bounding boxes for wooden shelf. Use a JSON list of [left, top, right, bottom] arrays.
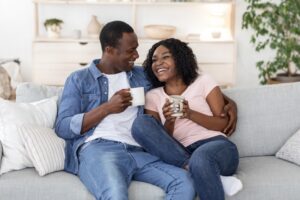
[[33, 0, 232, 5], [34, 36, 234, 43]]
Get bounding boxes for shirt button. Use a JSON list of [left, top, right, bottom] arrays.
[[104, 92, 107, 94], [104, 82, 107, 84]]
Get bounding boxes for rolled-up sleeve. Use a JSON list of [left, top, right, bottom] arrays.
[[70, 113, 84, 135]]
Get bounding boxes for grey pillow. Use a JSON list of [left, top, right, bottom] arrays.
[[16, 82, 63, 103], [276, 128, 300, 166]]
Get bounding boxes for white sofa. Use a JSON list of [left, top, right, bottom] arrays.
[[1, 82, 300, 200]]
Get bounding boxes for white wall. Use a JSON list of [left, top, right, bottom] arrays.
[[0, 0, 34, 81], [0, 0, 276, 87]]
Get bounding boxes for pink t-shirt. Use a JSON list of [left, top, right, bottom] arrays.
[[145, 74, 225, 147]]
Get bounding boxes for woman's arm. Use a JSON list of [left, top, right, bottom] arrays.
[[184, 86, 229, 132], [221, 94, 238, 136]]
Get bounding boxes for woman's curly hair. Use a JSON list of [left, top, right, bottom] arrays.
[[143, 38, 199, 88]]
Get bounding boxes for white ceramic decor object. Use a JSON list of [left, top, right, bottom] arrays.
[[144, 25, 176, 39], [87, 15, 102, 38]]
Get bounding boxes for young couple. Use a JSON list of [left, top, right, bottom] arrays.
[[55, 20, 240, 200]]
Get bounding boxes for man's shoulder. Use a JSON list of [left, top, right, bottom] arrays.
[[131, 66, 144, 74], [68, 67, 90, 81]]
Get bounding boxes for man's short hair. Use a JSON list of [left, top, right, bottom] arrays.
[[99, 21, 134, 51]]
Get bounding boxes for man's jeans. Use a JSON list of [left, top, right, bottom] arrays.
[[132, 114, 239, 200], [78, 138, 195, 200]]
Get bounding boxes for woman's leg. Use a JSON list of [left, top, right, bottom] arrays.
[[132, 114, 190, 168], [188, 136, 239, 200]]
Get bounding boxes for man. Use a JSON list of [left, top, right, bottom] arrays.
[[55, 21, 195, 200]]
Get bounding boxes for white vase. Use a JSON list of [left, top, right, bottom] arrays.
[[87, 15, 101, 38]]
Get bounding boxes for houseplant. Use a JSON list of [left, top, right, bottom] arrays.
[[242, 0, 300, 84], [44, 18, 63, 38]]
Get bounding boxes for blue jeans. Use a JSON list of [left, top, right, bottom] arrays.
[[78, 138, 195, 200], [132, 114, 239, 200]]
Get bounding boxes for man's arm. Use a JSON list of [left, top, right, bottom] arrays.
[[55, 75, 85, 139], [81, 89, 132, 133], [55, 74, 132, 139], [222, 94, 237, 136]]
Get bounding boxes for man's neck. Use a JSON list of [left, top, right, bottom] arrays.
[[97, 58, 121, 74]]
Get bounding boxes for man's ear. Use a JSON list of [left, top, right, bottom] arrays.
[[105, 46, 116, 55]]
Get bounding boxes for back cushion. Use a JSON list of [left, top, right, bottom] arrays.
[[224, 82, 300, 157], [16, 82, 63, 103]]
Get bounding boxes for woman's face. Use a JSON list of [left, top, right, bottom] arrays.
[[151, 45, 177, 83]]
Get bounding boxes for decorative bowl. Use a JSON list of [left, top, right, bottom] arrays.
[[144, 25, 176, 39]]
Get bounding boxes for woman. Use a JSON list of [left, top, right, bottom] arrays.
[[132, 38, 240, 200]]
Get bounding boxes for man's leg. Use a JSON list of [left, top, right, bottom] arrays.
[[132, 114, 190, 168], [188, 137, 239, 200], [78, 139, 136, 200], [132, 152, 195, 200]]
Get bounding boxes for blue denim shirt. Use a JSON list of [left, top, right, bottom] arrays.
[[55, 59, 152, 174]]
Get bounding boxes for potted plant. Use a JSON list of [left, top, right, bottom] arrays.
[[44, 18, 63, 38], [242, 0, 300, 84]]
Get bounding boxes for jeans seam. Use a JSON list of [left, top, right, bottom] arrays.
[[146, 163, 180, 200]]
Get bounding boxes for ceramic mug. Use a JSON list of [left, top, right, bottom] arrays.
[[130, 87, 145, 106], [169, 95, 184, 117]]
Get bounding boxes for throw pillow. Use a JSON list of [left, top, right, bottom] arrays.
[[0, 66, 12, 99], [0, 97, 57, 174], [19, 126, 65, 176], [276, 129, 300, 165]]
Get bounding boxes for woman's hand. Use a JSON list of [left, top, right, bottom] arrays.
[[163, 99, 176, 122], [221, 98, 237, 136], [180, 100, 191, 119]]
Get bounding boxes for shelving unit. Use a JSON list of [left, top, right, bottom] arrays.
[[32, 0, 236, 87]]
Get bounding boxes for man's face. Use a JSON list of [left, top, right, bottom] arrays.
[[111, 32, 139, 72]]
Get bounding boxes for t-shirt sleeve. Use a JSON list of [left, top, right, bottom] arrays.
[[201, 74, 219, 98], [145, 90, 159, 112]]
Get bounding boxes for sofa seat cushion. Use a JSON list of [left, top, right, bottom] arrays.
[[231, 156, 300, 200], [0, 168, 165, 200]]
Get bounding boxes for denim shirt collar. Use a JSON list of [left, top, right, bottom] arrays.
[[88, 59, 133, 80]]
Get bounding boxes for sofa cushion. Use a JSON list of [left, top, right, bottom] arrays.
[[20, 126, 65, 176], [224, 82, 300, 157], [231, 156, 300, 200], [16, 82, 63, 103], [0, 168, 166, 200], [0, 97, 57, 175], [276, 128, 300, 166]]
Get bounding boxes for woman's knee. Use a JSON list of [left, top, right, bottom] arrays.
[[132, 114, 161, 139]]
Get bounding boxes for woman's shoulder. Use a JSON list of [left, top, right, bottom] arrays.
[[147, 87, 164, 96]]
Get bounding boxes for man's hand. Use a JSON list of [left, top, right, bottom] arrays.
[[221, 98, 237, 136], [106, 89, 132, 114]]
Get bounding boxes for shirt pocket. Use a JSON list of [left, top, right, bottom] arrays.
[[81, 94, 100, 111]]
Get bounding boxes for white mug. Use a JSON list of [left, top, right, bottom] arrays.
[[169, 95, 184, 117], [130, 87, 145, 106]]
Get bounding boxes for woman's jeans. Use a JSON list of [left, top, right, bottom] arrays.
[[77, 138, 195, 200], [132, 114, 239, 200]]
